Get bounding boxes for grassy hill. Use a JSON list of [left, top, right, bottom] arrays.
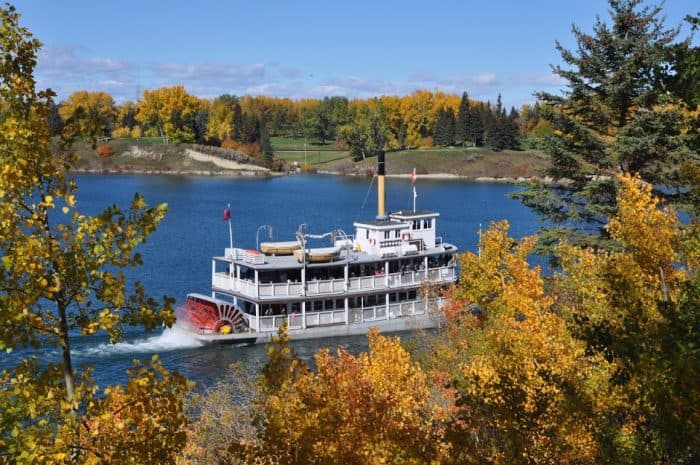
[[66, 136, 550, 180], [271, 137, 550, 179]]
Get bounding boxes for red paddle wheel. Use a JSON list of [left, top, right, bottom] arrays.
[[177, 298, 219, 331], [176, 295, 249, 334]]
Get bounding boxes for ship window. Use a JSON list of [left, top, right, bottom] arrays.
[[389, 293, 397, 303], [336, 299, 344, 309], [394, 230, 400, 238], [377, 294, 386, 305], [314, 301, 323, 311], [412, 221, 417, 230], [324, 300, 333, 310], [368, 295, 377, 306], [365, 229, 369, 239], [384, 231, 390, 239], [408, 290, 417, 300], [399, 292, 407, 300]]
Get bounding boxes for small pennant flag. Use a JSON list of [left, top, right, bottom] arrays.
[[223, 206, 231, 221], [410, 168, 417, 185]]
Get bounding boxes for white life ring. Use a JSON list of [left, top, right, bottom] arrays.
[[401, 233, 410, 241]]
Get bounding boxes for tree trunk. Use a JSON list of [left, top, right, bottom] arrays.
[[58, 302, 76, 415]]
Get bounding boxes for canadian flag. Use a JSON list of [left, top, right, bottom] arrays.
[[223, 206, 231, 221], [410, 168, 417, 185]]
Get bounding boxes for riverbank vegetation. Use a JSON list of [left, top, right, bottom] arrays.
[[1, 1, 699, 464]]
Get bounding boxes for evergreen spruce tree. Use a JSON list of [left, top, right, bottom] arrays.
[[456, 91, 470, 145], [445, 108, 456, 146], [434, 108, 447, 146], [231, 101, 243, 143], [514, 0, 698, 250], [467, 102, 485, 146], [434, 108, 456, 146], [260, 123, 274, 168]]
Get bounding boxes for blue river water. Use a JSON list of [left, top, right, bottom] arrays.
[[4, 173, 543, 389]]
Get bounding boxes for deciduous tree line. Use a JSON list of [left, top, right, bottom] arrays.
[[51, 88, 526, 155]]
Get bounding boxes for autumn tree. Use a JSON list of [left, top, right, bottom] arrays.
[[239, 327, 444, 465], [338, 100, 388, 161], [0, 6, 189, 462], [58, 90, 116, 140], [136, 85, 204, 144], [207, 94, 237, 143], [430, 221, 604, 465], [514, 0, 699, 249], [556, 174, 700, 463]]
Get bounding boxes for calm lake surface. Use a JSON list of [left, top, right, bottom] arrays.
[[5, 173, 543, 389]]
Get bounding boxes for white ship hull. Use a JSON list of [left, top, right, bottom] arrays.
[[173, 310, 439, 344]]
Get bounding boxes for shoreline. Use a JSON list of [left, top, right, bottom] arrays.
[[69, 168, 562, 185], [70, 168, 284, 178], [70, 167, 558, 184]]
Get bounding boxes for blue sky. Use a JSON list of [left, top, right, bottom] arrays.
[[13, 0, 698, 108]]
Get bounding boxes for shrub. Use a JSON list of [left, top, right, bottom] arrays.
[[300, 164, 317, 173], [96, 143, 115, 158]]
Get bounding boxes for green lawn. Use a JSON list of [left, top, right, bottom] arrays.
[[356, 148, 550, 178], [271, 136, 344, 151], [275, 150, 351, 166]]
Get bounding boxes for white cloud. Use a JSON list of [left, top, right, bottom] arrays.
[[33, 46, 553, 106], [513, 72, 566, 87]]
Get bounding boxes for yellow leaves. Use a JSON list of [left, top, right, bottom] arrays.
[[248, 328, 441, 464]]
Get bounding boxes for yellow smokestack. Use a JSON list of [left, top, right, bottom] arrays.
[[377, 151, 386, 219]]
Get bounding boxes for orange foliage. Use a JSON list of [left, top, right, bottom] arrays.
[[96, 144, 115, 158]]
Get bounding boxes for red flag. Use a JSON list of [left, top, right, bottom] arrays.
[[410, 168, 417, 185], [223, 207, 231, 221]]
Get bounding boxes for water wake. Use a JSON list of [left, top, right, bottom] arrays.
[[76, 328, 203, 358]]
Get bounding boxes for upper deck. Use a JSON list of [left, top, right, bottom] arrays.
[[212, 241, 457, 302], [211, 208, 458, 301]]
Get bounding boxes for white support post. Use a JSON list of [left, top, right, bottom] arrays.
[[385, 292, 390, 319], [301, 301, 306, 329], [385, 260, 389, 288], [254, 270, 259, 298], [255, 303, 260, 332], [344, 297, 349, 324], [211, 259, 216, 298]]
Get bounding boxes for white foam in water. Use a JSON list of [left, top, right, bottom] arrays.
[[77, 328, 203, 358]]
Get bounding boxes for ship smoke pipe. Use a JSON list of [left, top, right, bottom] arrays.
[[377, 151, 386, 220]]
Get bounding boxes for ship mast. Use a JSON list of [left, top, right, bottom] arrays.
[[377, 151, 387, 220]]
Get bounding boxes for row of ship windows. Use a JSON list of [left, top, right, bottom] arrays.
[[364, 219, 433, 240], [242, 291, 419, 316]]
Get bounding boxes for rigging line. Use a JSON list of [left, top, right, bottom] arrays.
[[356, 174, 376, 222]]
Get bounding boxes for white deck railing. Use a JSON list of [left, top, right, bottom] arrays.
[[242, 297, 445, 333], [213, 265, 456, 300]]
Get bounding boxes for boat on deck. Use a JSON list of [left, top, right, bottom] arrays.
[[259, 240, 300, 255], [174, 153, 458, 344]]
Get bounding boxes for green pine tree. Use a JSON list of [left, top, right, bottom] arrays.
[[513, 0, 699, 250], [456, 91, 470, 145]]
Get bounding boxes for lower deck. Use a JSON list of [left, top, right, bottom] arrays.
[[184, 292, 445, 336]]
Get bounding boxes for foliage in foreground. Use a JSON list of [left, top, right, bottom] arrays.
[[0, 5, 189, 463], [183, 173, 698, 465]]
